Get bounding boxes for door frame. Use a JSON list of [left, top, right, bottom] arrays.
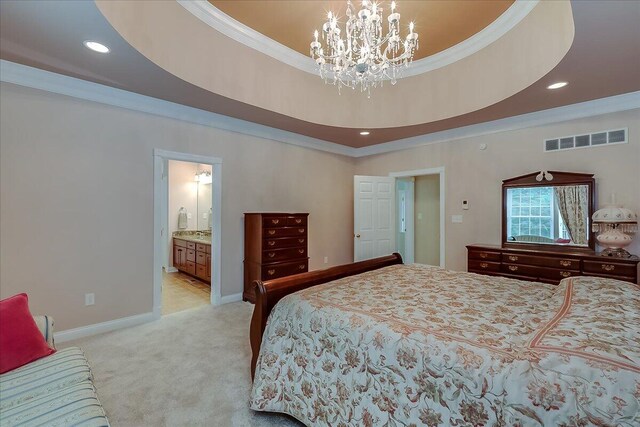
[[389, 167, 445, 268], [153, 148, 223, 319]]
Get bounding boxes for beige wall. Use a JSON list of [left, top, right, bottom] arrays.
[[414, 175, 440, 266], [356, 108, 640, 272], [0, 83, 355, 330]]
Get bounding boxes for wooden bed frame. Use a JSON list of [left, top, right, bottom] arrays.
[[250, 253, 403, 379]]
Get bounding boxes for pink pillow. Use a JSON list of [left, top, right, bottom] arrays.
[[0, 293, 55, 373], [555, 238, 571, 244]]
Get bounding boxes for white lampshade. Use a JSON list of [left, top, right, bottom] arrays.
[[592, 205, 638, 224]]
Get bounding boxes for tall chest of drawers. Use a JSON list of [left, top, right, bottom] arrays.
[[243, 213, 309, 303], [467, 244, 639, 286]]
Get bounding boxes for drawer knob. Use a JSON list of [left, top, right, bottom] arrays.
[[298, 228, 305, 233], [559, 260, 572, 267], [298, 249, 305, 254], [298, 265, 305, 270], [268, 241, 275, 246], [479, 262, 489, 269], [268, 230, 276, 235], [298, 239, 305, 243], [560, 271, 571, 278], [268, 252, 275, 258], [295, 219, 302, 224], [267, 269, 275, 276], [508, 255, 518, 262], [508, 265, 518, 272], [601, 264, 615, 272], [272, 219, 280, 224], [479, 253, 488, 259]]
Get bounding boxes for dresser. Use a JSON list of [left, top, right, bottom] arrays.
[[243, 213, 309, 303], [467, 244, 639, 285]]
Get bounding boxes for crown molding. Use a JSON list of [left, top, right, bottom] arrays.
[[0, 60, 356, 157], [354, 91, 640, 158], [178, 0, 538, 79], [1, 60, 638, 160]]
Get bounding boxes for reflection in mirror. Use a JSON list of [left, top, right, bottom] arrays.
[[196, 167, 212, 230], [506, 185, 590, 246]]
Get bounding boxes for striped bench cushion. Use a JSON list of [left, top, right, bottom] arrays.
[[0, 380, 109, 426], [0, 347, 92, 411]]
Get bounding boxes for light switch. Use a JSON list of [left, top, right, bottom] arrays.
[[187, 213, 192, 219], [85, 293, 95, 306], [452, 215, 463, 223], [417, 212, 423, 220], [462, 200, 469, 210]]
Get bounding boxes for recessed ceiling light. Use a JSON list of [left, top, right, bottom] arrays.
[[360, 131, 370, 136], [547, 81, 568, 90], [83, 41, 110, 54]]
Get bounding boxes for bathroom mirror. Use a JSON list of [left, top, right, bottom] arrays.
[[502, 171, 595, 251], [196, 169, 212, 231]]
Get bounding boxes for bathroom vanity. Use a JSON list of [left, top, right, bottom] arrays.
[[173, 235, 211, 284]]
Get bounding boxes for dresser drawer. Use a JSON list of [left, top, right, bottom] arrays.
[[186, 249, 196, 262], [469, 259, 500, 272], [196, 243, 208, 253], [538, 268, 581, 281], [468, 250, 501, 262], [262, 260, 308, 280], [186, 241, 196, 250], [263, 227, 307, 238], [263, 236, 307, 250], [196, 251, 207, 265], [287, 216, 307, 226], [263, 216, 288, 228], [583, 260, 637, 277], [174, 238, 186, 248], [501, 263, 539, 277], [263, 247, 307, 262], [502, 253, 580, 270]]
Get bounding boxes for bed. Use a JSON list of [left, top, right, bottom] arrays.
[[249, 254, 640, 426]]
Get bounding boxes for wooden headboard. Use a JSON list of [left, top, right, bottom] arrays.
[[250, 253, 403, 379]]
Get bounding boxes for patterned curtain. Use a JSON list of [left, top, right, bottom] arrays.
[[554, 186, 589, 245]]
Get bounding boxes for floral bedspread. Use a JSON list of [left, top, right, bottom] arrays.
[[250, 264, 640, 426]]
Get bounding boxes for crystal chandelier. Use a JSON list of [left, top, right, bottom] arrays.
[[310, 0, 419, 95]]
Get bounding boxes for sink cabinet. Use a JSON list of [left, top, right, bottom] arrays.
[[173, 238, 211, 284]]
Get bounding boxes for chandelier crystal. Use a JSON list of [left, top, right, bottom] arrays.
[[310, 0, 419, 95]]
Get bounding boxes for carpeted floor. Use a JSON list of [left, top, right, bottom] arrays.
[[65, 302, 302, 427]]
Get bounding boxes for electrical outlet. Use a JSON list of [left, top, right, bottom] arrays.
[[187, 213, 192, 219], [324, 256, 328, 264], [85, 293, 95, 306]]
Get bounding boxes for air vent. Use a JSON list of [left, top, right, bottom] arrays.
[[544, 128, 627, 152]]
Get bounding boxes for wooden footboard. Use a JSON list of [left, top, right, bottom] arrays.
[[250, 253, 403, 379]]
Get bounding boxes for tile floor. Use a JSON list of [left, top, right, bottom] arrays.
[[162, 270, 211, 315]]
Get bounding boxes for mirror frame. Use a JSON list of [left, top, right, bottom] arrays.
[[502, 171, 595, 252]]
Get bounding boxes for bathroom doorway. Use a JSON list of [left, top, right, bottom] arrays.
[[153, 150, 222, 319], [391, 168, 445, 267]]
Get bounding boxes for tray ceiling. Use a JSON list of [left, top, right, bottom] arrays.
[[209, 0, 514, 61]]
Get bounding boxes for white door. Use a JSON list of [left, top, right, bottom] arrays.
[[354, 176, 396, 261]]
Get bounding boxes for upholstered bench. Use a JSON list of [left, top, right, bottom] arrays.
[[0, 316, 109, 427]]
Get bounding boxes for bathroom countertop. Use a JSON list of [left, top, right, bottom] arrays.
[[173, 234, 212, 245]]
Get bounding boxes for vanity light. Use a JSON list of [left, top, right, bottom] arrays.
[[83, 41, 110, 54], [547, 82, 568, 90], [360, 131, 370, 136]]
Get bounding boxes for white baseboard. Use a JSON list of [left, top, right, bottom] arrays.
[[55, 312, 154, 343], [219, 293, 243, 304], [165, 266, 178, 273]]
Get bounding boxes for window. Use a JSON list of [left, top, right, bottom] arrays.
[[508, 187, 554, 238], [507, 187, 572, 242]]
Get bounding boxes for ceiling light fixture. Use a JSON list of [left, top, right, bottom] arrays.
[[360, 131, 370, 136], [310, 0, 419, 96], [83, 41, 110, 54], [547, 81, 568, 90]]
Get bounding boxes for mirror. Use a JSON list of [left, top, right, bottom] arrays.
[[502, 172, 595, 250], [196, 167, 212, 231]]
